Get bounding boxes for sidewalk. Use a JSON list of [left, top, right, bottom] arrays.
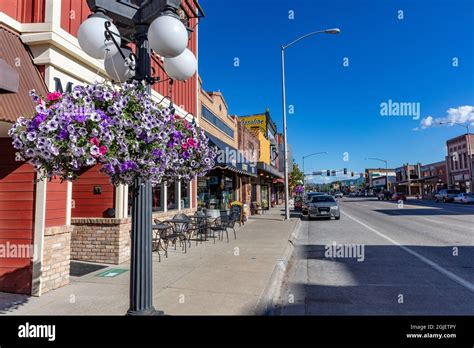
[[0, 205, 299, 315]]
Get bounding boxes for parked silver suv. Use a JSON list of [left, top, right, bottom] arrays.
[[307, 195, 340, 220], [434, 189, 461, 203]]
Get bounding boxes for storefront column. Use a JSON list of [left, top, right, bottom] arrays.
[[177, 181, 182, 211], [66, 181, 72, 225], [163, 183, 168, 213], [31, 175, 46, 296]]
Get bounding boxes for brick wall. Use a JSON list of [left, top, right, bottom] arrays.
[[71, 218, 131, 265], [41, 225, 73, 294], [236, 119, 260, 164]]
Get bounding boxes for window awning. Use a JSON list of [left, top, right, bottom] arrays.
[[257, 162, 284, 179], [0, 26, 49, 123], [205, 132, 257, 177]]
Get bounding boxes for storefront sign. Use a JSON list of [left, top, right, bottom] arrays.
[[240, 114, 267, 133]]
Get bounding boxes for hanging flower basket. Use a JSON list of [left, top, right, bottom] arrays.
[[162, 116, 217, 181], [8, 81, 215, 185]]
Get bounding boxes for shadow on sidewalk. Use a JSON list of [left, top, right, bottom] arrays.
[[0, 266, 32, 314]]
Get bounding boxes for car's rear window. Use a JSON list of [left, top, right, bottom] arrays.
[[448, 190, 461, 194], [311, 196, 336, 203]]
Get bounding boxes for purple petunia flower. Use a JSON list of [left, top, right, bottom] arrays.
[[26, 132, 37, 141], [59, 128, 68, 140], [74, 112, 86, 123]]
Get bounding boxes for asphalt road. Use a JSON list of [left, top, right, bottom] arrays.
[[275, 197, 474, 315]]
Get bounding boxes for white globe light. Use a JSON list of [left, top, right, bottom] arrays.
[[104, 48, 135, 82], [163, 48, 197, 81], [148, 15, 188, 58], [77, 15, 120, 59]]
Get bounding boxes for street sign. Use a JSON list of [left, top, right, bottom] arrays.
[[96, 269, 128, 278]]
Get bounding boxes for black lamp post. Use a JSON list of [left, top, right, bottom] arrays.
[[78, 0, 198, 315]]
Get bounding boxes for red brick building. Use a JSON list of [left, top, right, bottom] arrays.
[[446, 133, 474, 192], [235, 117, 260, 216]]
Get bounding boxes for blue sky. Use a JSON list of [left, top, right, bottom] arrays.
[[198, 0, 474, 183]]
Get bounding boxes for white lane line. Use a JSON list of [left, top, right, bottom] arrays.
[[341, 211, 474, 293], [342, 201, 472, 229], [422, 218, 443, 224], [420, 217, 472, 231]]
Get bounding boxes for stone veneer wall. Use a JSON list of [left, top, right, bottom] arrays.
[[71, 218, 131, 265], [41, 225, 74, 294]]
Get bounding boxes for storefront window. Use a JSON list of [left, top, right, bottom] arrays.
[[197, 176, 210, 209], [261, 184, 269, 209], [152, 184, 163, 212], [197, 170, 236, 210], [181, 181, 190, 209], [166, 181, 178, 210]]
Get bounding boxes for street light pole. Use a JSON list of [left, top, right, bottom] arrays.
[[78, 0, 196, 315], [281, 47, 290, 220], [280, 28, 340, 220], [366, 157, 389, 192], [127, 23, 158, 316]]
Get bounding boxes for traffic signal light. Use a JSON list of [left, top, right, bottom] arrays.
[[327, 170, 330, 176], [351, 171, 354, 177], [343, 168, 347, 175]]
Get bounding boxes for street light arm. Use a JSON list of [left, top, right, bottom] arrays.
[[366, 157, 387, 165], [282, 30, 327, 50], [438, 121, 469, 131], [303, 151, 328, 159]]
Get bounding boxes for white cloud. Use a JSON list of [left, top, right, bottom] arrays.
[[419, 105, 474, 129]]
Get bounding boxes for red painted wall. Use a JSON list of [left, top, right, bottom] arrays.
[[71, 165, 114, 218], [0, 138, 35, 294], [45, 178, 67, 228], [0, 0, 45, 23], [60, 0, 90, 37]]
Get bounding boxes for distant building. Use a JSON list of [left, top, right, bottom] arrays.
[[394, 163, 422, 196], [446, 133, 474, 192], [364, 168, 396, 191], [419, 160, 448, 197], [237, 109, 285, 208]]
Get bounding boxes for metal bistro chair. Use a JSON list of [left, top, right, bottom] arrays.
[[171, 214, 192, 253], [192, 211, 208, 245], [153, 219, 183, 257], [226, 212, 238, 240], [208, 216, 231, 243]]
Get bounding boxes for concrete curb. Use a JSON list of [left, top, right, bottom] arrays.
[[254, 217, 302, 315]]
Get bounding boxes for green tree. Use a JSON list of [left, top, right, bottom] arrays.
[[288, 162, 304, 193]]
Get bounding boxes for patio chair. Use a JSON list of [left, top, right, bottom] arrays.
[[153, 219, 184, 256], [208, 216, 230, 243], [171, 214, 192, 252], [226, 214, 238, 241], [192, 211, 208, 245]]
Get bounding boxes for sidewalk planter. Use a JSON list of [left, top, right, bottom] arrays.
[[70, 218, 131, 265]]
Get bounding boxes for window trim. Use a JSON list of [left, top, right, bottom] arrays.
[[201, 105, 234, 139]]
